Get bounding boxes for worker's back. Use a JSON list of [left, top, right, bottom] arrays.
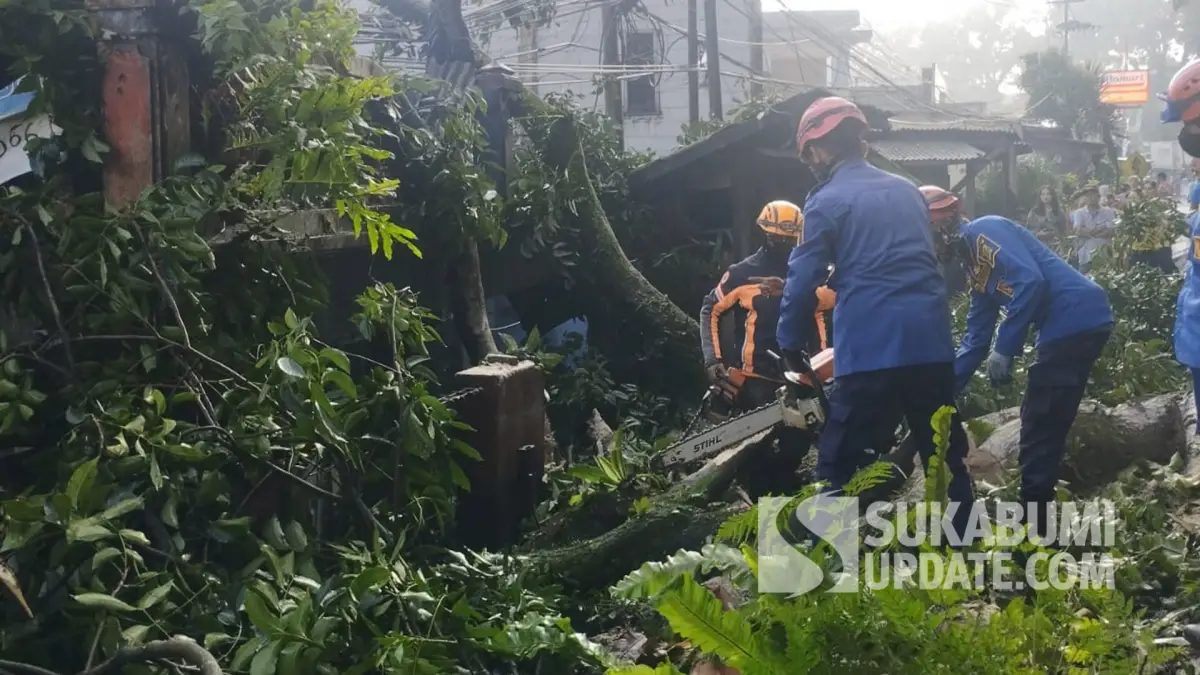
[[807, 159, 954, 375], [961, 216, 1112, 345]]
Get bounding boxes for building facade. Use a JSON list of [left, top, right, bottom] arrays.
[[468, 3, 874, 156]]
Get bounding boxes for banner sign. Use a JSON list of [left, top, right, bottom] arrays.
[[1099, 70, 1151, 107]]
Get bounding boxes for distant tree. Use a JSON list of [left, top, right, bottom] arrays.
[[1018, 49, 1121, 178], [879, 5, 1040, 106]]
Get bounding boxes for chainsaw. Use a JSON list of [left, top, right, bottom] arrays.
[[656, 348, 834, 468]]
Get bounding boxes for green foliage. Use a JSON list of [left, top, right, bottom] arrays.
[[612, 459, 1178, 674], [0, 1, 605, 673]]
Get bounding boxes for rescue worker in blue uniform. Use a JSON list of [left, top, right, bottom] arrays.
[[922, 185, 1113, 539], [1161, 60, 1200, 432], [777, 97, 975, 535]]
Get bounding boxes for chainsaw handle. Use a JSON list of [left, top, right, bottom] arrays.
[[767, 349, 831, 417]]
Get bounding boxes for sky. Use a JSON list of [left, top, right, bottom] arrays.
[[766, 0, 1049, 32]]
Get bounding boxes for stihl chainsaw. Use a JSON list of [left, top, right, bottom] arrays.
[[657, 348, 834, 468]]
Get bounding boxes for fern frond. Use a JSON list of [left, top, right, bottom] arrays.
[[654, 575, 784, 675], [611, 544, 751, 601], [717, 503, 758, 544]]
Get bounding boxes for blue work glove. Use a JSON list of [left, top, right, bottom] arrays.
[[986, 351, 1014, 386]]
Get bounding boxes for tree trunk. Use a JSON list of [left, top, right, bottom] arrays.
[[449, 239, 498, 364], [962, 394, 1185, 490], [513, 91, 707, 398], [527, 431, 768, 589]]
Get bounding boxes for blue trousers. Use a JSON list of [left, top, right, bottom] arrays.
[[817, 362, 975, 535], [1019, 329, 1110, 535]]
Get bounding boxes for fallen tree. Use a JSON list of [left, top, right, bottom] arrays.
[[512, 92, 708, 397], [965, 394, 1186, 489]]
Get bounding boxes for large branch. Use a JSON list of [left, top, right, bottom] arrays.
[[514, 91, 707, 396], [0, 636, 221, 675]]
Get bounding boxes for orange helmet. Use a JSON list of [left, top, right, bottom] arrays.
[[919, 185, 961, 225], [796, 97, 868, 156], [756, 200, 804, 240], [1164, 59, 1200, 124]]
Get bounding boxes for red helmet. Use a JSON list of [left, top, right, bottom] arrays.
[[796, 96, 868, 155], [919, 185, 960, 224], [1163, 59, 1200, 124]]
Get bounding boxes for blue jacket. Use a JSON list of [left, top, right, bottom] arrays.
[[776, 158, 955, 376], [954, 216, 1113, 393], [1175, 211, 1200, 367]]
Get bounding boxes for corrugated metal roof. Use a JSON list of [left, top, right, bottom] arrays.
[[870, 140, 985, 164], [888, 117, 1022, 135]]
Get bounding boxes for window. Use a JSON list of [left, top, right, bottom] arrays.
[[623, 31, 659, 116]]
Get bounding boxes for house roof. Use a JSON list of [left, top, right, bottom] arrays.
[[870, 140, 986, 164], [628, 88, 891, 191], [888, 116, 1023, 136]]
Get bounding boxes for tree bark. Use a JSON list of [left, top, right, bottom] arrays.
[[527, 431, 767, 589], [964, 394, 1185, 490], [513, 91, 707, 398], [449, 239, 498, 364]]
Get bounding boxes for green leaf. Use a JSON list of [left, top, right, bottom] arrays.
[[243, 587, 280, 635], [323, 370, 358, 399], [137, 581, 173, 609], [204, 633, 232, 649], [163, 444, 207, 461], [124, 415, 146, 434], [73, 592, 136, 612], [231, 636, 266, 671], [122, 624, 151, 646], [284, 308, 298, 330], [118, 529, 150, 545], [99, 496, 144, 522], [250, 640, 282, 675], [320, 347, 351, 373], [350, 566, 391, 599], [449, 461, 471, 492], [92, 547, 122, 569], [68, 520, 113, 543], [66, 457, 99, 509], [149, 453, 163, 490], [276, 357, 305, 378]]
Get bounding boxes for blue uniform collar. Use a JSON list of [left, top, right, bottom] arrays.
[[805, 156, 866, 202]]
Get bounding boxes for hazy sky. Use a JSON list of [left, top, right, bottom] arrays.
[[767, 0, 1049, 32]]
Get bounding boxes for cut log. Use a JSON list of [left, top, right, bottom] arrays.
[[587, 408, 615, 456], [513, 92, 707, 397], [965, 394, 1185, 490], [527, 432, 769, 589]]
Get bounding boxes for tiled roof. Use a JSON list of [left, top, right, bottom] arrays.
[[870, 140, 986, 164]]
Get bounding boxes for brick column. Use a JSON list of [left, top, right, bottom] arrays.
[[87, 0, 190, 208], [452, 355, 546, 549]]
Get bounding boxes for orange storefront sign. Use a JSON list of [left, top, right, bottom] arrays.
[[1099, 70, 1151, 107]]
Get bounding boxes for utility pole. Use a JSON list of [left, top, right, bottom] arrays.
[[602, 2, 624, 148], [748, 0, 763, 99], [704, 0, 722, 119], [687, 0, 699, 124], [1048, 0, 1090, 57]]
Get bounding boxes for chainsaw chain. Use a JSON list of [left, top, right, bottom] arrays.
[[672, 399, 779, 449]]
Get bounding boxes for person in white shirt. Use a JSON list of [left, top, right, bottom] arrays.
[[1070, 185, 1118, 273]]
